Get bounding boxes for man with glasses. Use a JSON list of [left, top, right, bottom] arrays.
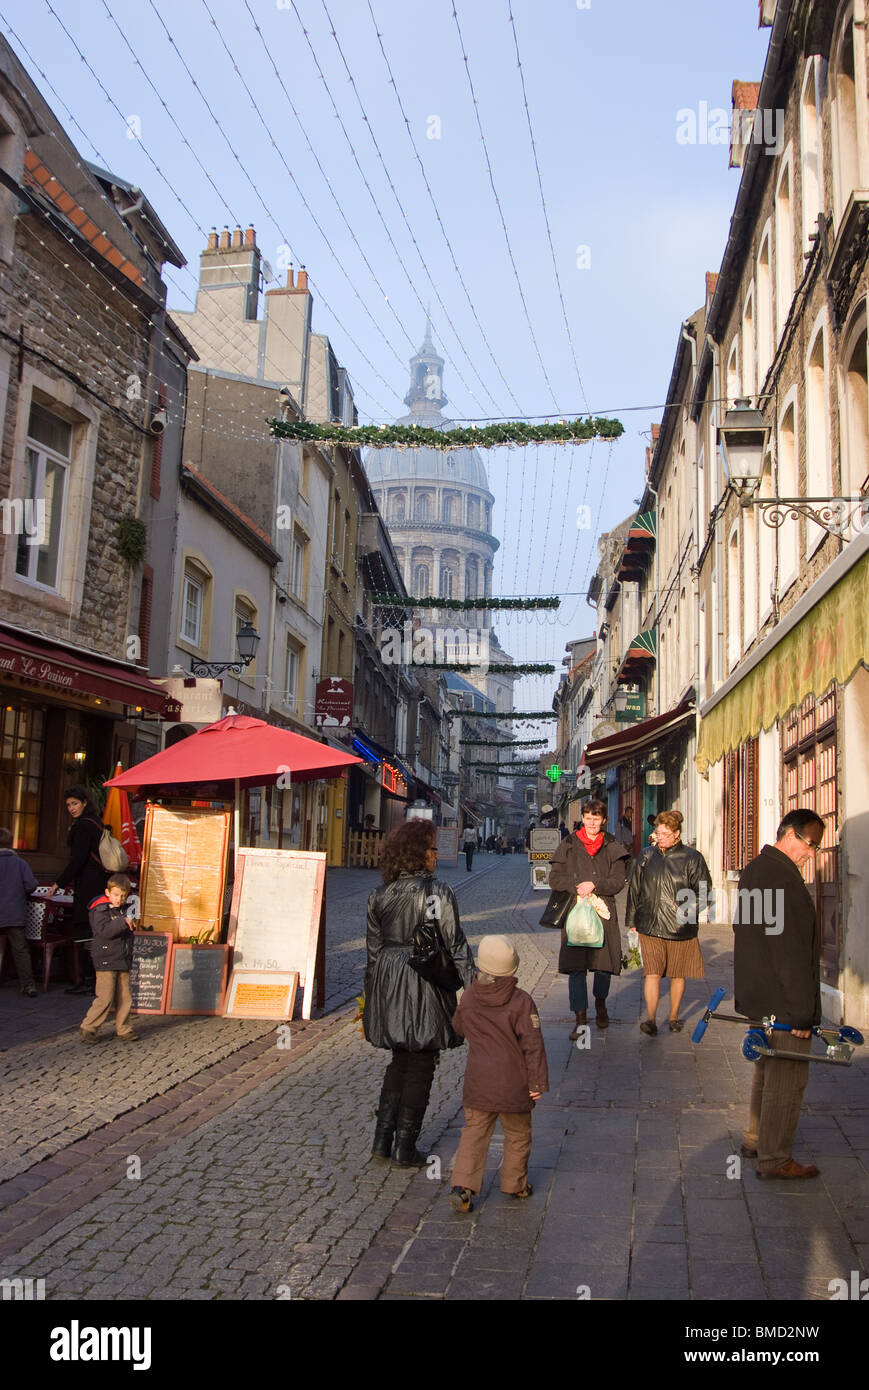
[[733, 809, 825, 1179]]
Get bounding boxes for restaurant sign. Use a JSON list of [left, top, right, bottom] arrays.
[[315, 677, 353, 729], [616, 693, 646, 723]]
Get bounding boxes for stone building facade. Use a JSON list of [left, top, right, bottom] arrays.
[[0, 37, 179, 870]]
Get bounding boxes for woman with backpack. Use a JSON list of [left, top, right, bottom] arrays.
[[49, 785, 107, 995]]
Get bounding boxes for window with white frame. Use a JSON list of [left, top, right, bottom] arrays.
[[758, 453, 774, 622], [831, 10, 859, 229], [800, 58, 822, 254], [14, 402, 70, 589], [742, 287, 756, 398], [727, 527, 740, 671], [778, 402, 799, 587], [805, 319, 831, 552], [413, 563, 430, 596], [726, 341, 740, 407], [182, 569, 205, 647], [775, 156, 794, 340], [283, 638, 301, 712], [291, 528, 306, 598], [757, 227, 773, 383], [840, 308, 868, 498], [439, 565, 454, 599]]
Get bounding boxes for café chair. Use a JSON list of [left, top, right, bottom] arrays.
[[26, 892, 81, 992]]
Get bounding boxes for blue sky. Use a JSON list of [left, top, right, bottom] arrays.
[[2, 0, 772, 712]]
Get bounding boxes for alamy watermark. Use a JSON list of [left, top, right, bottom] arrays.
[[380, 622, 489, 676], [676, 103, 784, 157], [677, 884, 785, 935], [1, 1276, 45, 1300], [0, 497, 46, 545]]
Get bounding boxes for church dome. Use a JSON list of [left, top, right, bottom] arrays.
[[365, 324, 492, 496]]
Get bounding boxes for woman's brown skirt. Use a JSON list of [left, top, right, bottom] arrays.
[[639, 934, 705, 979]]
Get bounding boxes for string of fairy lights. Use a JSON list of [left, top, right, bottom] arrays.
[[1, 0, 650, 712]]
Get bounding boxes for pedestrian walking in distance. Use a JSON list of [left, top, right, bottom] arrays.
[[548, 798, 630, 1036], [79, 873, 140, 1043], [0, 826, 39, 997], [364, 820, 475, 1166], [449, 935, 549, 1212], [733, 809, 825, 1179], [461, 824, 476, 872], [626, 810, 712, 1035]]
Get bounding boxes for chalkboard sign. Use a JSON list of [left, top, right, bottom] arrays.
[[436, 826, 459, 864], [130, 932, 172, 1014], [166, 943, 229, 1016], [227, 849, 325, 1019]]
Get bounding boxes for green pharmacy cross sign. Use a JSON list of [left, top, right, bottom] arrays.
[[545, 765, 563, 783]]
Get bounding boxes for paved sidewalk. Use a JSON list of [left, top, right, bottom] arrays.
[[0, 856, 866, 1301]]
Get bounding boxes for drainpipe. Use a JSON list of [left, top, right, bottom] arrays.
[[681, 320, 699, 837]]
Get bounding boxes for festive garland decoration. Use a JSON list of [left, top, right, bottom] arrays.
[[468, 762, 540, 773], [460, 737, 548, 747], [373, 594, 560, 611], [269, 416, 623, 450], [418, 662, 554, 675], [449, 709, 558, 720]]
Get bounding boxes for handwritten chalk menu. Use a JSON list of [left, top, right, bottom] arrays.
[[436, 826, 459, 864], [227, 849, 326, 1019], [130, 932, 172, 1014], [140, 805, 230, 941], [166, 943, 229, 1016]]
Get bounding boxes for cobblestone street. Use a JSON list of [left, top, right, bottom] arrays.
[[1, 854, 867, 1305]]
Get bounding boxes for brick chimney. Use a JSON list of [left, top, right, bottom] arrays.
[[198, 220, 261, 320], [730, 80, 761, 168]]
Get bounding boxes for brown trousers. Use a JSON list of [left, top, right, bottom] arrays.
[[743, 1031, 812, 1172], [451, 1107, 533, 1195], [81, 970, 134, 1037]]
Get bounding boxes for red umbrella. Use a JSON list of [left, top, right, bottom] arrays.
[[105, 714, 363, 793]]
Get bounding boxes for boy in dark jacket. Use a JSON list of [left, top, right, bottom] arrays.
[[80, 873, 139, 1044], [449, 935, 549, 1212], [0, 827, 38, 996]]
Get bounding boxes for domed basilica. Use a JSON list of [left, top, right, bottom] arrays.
[[366, 324, 515, 711]]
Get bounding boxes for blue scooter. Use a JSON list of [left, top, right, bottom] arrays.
[[691, 986, 864, 1065]]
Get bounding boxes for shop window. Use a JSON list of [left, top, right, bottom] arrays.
[[782, 687, 839, 982], [0, 701, 44, 850], [14, 402, 70, 590], [723, 736, 759, 872]]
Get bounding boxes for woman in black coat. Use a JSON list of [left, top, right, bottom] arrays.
[[364, 819, 475, 1167], [548, 798, 631, 1037], [49, 785, 107, 995]]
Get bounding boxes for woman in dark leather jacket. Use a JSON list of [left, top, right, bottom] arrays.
[[625, 809, 712, 1035], [364, 819, 475, 1167], [49, 785, 107, 995]]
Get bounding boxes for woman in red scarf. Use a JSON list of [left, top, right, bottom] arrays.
[[548, 798, 631, 1037]]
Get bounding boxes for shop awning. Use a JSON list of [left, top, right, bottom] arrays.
[[0, 623, 181, 718], [615, 627, 658, 685], [582, 699, 695, 773], [696, 545, 869, 773]]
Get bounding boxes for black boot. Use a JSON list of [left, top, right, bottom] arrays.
[[392, 1106, 428, 1167], [371, 1090, 401, 1163]]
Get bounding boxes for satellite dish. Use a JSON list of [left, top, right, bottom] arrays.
[[262, 260, 275, 283]]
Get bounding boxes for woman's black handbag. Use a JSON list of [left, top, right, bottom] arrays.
[[539, 889, 574, 929], [408, 879, 463, 992]]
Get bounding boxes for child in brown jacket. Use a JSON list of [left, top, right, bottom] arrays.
[[449, 935, 549, 1212]]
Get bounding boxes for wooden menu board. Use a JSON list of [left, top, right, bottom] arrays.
[[139, 805, 230, 941], [166, 943, 229, 1016], [226, 849, 326, 1020], [130, 932, 172, 1014], [436, 826, 459, 864]]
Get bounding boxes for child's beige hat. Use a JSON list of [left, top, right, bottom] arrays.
[[477, 935, 520, 977]]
